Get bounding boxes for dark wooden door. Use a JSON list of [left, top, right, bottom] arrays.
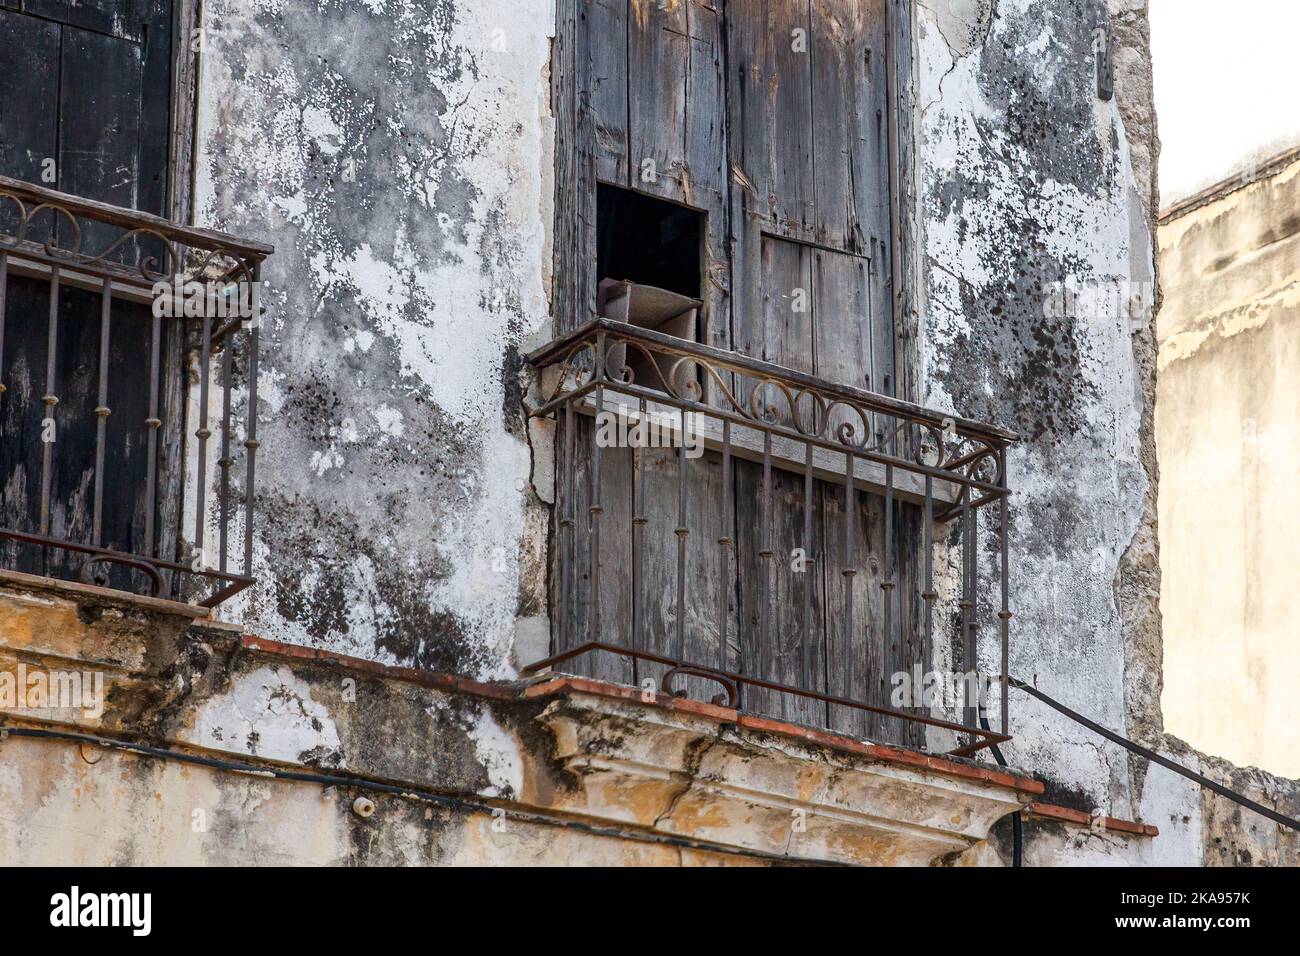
[[0, 0, 178, 583], [0, 0, 172, 212], [556, 0, 924, 744]]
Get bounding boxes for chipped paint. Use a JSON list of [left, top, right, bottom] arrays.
[[193, 665, 345, 766], [917, 0, 1151, 814], [193, 0, 554, 679], [4, 0, 1296, 868]]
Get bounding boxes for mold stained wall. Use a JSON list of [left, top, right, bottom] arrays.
[[186, 0, 1293, 864], [192, 0, 555, 679], [917, 1, 1300, 865], [191, 0, 1174, 810], [915, 0, 1170, 823]]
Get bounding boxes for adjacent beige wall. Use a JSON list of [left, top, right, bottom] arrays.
[[1157, 154, 1300, 777]]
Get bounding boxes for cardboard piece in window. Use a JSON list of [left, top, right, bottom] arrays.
[[598, 279, 702, 395]]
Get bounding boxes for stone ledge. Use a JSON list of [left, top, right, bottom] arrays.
[[234, 637, 1044, 798], [0, 579, 1045, 865], [0, 568, 212, 620], [239, 633, 518, 701], [536, 690, 1035, 864]]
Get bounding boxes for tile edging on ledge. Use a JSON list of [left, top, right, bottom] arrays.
[[237, 634, 1045, 797]]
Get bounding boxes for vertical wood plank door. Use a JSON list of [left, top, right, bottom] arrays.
[[724, 0, 921, 742], [555, 0, 924, 744], [0, 0, 178, 587]]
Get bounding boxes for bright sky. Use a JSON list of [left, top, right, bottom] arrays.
[[1150, 0, 1300, 208]]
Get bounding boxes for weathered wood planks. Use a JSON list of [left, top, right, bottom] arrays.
[[550, 0, 922, 744]]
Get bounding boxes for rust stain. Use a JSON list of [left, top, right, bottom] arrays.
[[662, 791, 733, 833]]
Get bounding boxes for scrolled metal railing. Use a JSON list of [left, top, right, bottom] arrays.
[[526, 318, 1017, 756], [0, 175, 272, 607]]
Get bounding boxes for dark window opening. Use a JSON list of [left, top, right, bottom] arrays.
[[596, 183, 703, 299]]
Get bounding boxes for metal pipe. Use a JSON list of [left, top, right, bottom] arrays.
[[1011, 677, 1300, 833]]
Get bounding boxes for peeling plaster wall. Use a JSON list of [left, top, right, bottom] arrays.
[[0, 578, 1041, 867], [0, 737, 755, 866], [140, 0, 1300, 865], [917, 0, 1157, 818], [193, 0, 554, 678], [917, 0, 1300, 865]]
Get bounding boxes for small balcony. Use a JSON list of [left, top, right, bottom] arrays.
[[526, 318, 1018, 757], [0, 175, 271, 607]]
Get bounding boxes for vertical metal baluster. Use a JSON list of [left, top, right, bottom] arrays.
[[0, 251, 8, 405], [588, 332, 605, 646], [218, 339, 233, 573], [193, 310, 213, 565], [998, 446, 1012, 737], [759, 429, 774, 677], [800, 439, 814, 692], [242, 270, 261, 577], [967, 487, 981, 730], [841, 450, 856, 716], [882, 459, 894, 711], [631, 397, 646, 659], [561, 400, 576, 651], [718, 420, 732, 674], [922, 469, 936, 707], [0, 247, 6, 579], [39, 266, 59, 537], [959, 483, 973, 729], [674, 414, 689, 661], [91, 277, 112, 547], [143, 304, 163, 556]]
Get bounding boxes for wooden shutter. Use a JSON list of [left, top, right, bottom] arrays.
[[0, 0, 178, 583], [554, 1, 922, 743]]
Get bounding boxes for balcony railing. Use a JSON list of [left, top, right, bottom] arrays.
[[526, 318, 1017, 756], [0, 176, 271, 607]]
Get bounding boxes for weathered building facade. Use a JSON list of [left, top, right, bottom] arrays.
[[1157, 146, 1300, 780], [0, 0, 1296, 865]]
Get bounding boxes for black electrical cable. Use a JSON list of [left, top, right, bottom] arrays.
[[978, 710, 1023, 866], [0, 725, 841, 865], [1009, 677, 1300, 833]]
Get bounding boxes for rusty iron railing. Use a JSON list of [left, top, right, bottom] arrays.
[[525, 318, 1017, 756], [0, 175, 272, 607]]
